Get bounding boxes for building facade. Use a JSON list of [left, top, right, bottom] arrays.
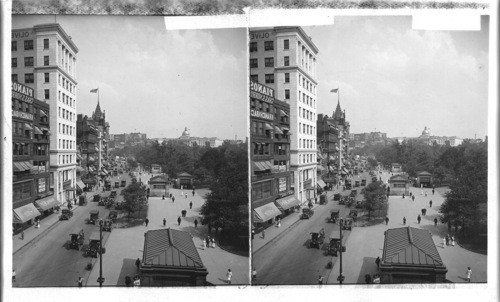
[[250, 27, 318, 204], [250, 81, 297, 232], [12, 23, 79, 206], [12, 81, 56, 229]]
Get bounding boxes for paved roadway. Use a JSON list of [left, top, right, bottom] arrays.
[[13, 171, 133, 287], [253, 171, 371, 285]]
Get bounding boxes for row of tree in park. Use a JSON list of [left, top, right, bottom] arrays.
[[356, 139, 487, 242], [115, 140, 249, 251]]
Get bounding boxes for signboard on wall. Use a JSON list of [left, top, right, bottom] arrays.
[[38, 178, 46, 193], [279, 178, 287, 192], [250, 81, 274, 104], [250, 109, 274, 121], [12, 82, 34, 104]]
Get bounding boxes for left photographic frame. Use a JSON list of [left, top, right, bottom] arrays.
[[10, 15, 250, 287]]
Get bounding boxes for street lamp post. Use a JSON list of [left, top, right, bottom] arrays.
[[338, 218, 345, 284], [97, 219, 105, 287]]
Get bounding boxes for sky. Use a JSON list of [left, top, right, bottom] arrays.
[[306, 15, 489, 139], [13, 16, 247, 140]]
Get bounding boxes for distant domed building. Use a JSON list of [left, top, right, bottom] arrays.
[[163, 126, 223, 148], [419, 126, 430, 139], [179, 127, 191, 139]]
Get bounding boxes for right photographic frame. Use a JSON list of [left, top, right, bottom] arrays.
[[250, 16, 489, 285]]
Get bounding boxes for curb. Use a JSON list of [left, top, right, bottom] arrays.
[[253, 216, 302, 254], [13, 217, 61, 256]]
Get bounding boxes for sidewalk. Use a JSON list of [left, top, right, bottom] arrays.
[[13, 188, 100, 255]]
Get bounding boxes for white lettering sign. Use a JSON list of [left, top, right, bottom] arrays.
[[249, 32, 271, 40], [250, 109, 274, 121], [12, 110, 33, 120], [12, 31, 31, 39]]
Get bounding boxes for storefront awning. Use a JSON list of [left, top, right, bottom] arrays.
[[280, 109, 288, 116], [274, 126, 284, 135], [317, 152, 325, 160], [14, 161, 33, 172], [253, 203, 282, 223], [13, 162, 26, 172], [24, 123, 33, 130], [274, 195, 301, 211], [264, 123, 273, 131], [40, 110, 47, 117], [34, 126, 43, 135], [281, 127, 289, 132], [253, 161, 266, 172], [316, 165, 325, 171], [34, 196, 59, 211], [317, 179, 327, 188], [76, 179, 86, 189], [262, 161, 272, 170], [102, 168, 109, 175], [82, 178, 96, 184], [13, 203, 41, 224]]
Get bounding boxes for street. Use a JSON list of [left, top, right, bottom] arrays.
[[253, 171, 371, 285]]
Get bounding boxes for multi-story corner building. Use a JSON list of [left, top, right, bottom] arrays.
[[12, 23, 79, 206], [317, 100, 351, 187], [250, 81, 297, 232], [12, 81, 55, 230], [250, 27, 319, 204]]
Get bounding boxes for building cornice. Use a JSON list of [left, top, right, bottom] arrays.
[[33, 23, 79, 53], [274, 27, 319, 54]]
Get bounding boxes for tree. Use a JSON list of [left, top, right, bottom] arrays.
[[122, 182, 147, 219], [362, 181, 387, 220]]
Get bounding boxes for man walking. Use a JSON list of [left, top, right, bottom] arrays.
[[78, 276, 83, 288], [385, 217, 389, 225], [192, 190, 195, 197], [262, 229, 265, 239], [226, 269, 233, 285], [318, 275, 324, 285], [163, 218, 166, 227], [189, 201, 193, 209], [429, 200, 433, 208], [417, 215, 421, 224], [194, 219, 198, 228], [375, 256, 381, 269], [403, 217, 406, 225], [177, 216, 181, 226], [412, 195, 415, 202], [466, 267, 472, 282], [172, 196, 175, 203], [434, 218, 438, 227], [135, 258, 141, 271], [20, 230, 24, 240], [145, 218, 149, 227]]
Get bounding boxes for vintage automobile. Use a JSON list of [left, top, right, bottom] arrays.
[[98, 197, 107, 206], [309, 228, 325, 249], [342, 217, 354, 230], [110, 190, 117, 198], [350, 190, 358, 198], [333, 193, 341, 201], [132, 177, 137, 183], [115, 182, 120, 188], [120, 180, 126, 187], [339, 196, 348, 205], [345, 180, 352, 190], [300, 208, 314, 219], [372, 176, 378, 183], [108, 210, 118, 221], [355, 180, 360, 187], [88, 209, 99, 224], [85, 232, 105, 258], [60, 209, 73, 220], [319, 194, 328, 205], [114, 202, 123, 210], [78, 195, 87, 206], [68, 229, 84, 250], [329, 209, 340, 223], [106, 198, 115, 209], [105, 182, 112, 191], [102, 218, 113, 232], [361, 179, 367, 186], [327, 230, 345, 256], [93, 194, 101, 202], [349, 209, 358, 219]]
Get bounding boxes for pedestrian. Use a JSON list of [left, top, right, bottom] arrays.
[[145, 218, 149, 227], [402, 193, 405, 199], [78, 276, 83, 287], [417, 215, 421, 224], [177, 216, 181, 226], [12, 269, 16, 282], [466, 267, 472, 282], [412, 195, 415, 202], [133, 275, 140, 287], [365, 273, 372, 284], [189, 201, 193, 209], [451, 236, 455, 247], [423, 209, 427, 216], [226, 269, 233, 285], [429, 200, 433, 208], [277, 218, 281, 228], [318, 275, 324, 285], [432, 188, 435, 195], [20, 230, 24, 240], [421, 208, 425, 216], [385, 217, 389, 225], [135, 258, 141, 270], [194, 219, 198, 228], [172, 196, 175, 203], [442, 237, 446, 248], [375, 256, 381, 268], [163, 218, 166, 227], [425, 192, 428, 197], [201, 238, 206, 250], [252, 267, 257, 282], [434, 218, 438, 227], [262, 229, 265, 239], [206, 236, 210, 248], [192, 190, 195, 197], [403, 217, 406, 225], [446, 234, 450, 246], [169, 193, 172, 199], [211, 237, 216, 248]]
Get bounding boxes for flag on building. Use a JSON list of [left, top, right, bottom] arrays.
[[90, 88, 99, 93], [330, 88, 339, 93]]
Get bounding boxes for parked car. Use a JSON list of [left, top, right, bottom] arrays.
[[60, 209, 73, 220], [300, 208, 314, 219], [329, 209, 340, 223], [102, 219, 113, 232], [115, 182, 120, 188], [93, 194, 101, 202], [319, 194, 328, 205], [85, 232, 105, 258], [88, 210, 99, 224], [309, 229, 325, 249], [68, 229, 84, 250], [350, 190, 357, 198], [333, 193, 341, 201], [120, 180, 126, 187]]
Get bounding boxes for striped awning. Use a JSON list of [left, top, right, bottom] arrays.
[[317, 179, 327, 188], [253, 162, 266, 172], [274, 126, 284, 134], [24, 123, 33, 130], [253, 203, 281, 223], [40, 110, 47, 117], [280, 109, 288, 116], [264, 123, 273, 131], [76, 179, 86, 189], [316, 165, 325, 171], [281, 127, 289, 132], [34, 196, 59, 211], [34, 126, 43, 135], [274, 195, 301, 211], [13, 203, 41, 224]]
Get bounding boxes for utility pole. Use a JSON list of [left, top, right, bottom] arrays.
[[97, 219, 105, 287], [338, 218, 344, 284]]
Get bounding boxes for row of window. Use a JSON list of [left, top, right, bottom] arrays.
[[12, 73, 34, 84], [59, 154, 74, 165], [252, 142, 290, 156], [299, 74, 316, 95], [11, 39, 43, 52], [59, 91, 76, 108], [249, 39, 289, 53], [58, 107, 75, 122], [298, 41, 316, 76], [252, 175, 290, 201], [59, 74, 75, 94], [299, 138, 316, 150], [299, 153, 316, 164], [299, 91, 316, 109], [58, 122, 75, 136], [12, 122, 49, 140], [12, 55, 50, 68], [58, 138, 75, 150], [250, 56, 290, 69], [13, 142, 49, 157], [250, 72, 292, 86]]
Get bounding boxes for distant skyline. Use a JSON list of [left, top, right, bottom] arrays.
[[13, 16, 247, 140], [306, 16, 489, 139]]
